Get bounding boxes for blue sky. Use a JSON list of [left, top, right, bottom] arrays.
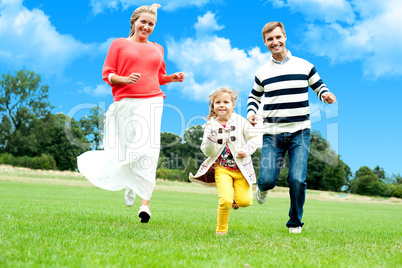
[[1, 0, 401, 177]]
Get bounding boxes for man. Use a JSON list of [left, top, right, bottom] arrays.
[[247, 21, 336, 234]]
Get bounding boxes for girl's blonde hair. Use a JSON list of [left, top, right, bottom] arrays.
[[129, 3, 161, 37], [207, 87, 240, 119]]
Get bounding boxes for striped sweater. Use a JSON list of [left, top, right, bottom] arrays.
[[247, 51, 330, 134]]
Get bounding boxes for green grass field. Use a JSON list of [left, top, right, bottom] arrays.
[[0, 166, 401, 267]]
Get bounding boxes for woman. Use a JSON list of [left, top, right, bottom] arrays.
[[78, 3, 185, 223]]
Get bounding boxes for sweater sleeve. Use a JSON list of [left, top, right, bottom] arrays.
[[307, 66, 330, 103], [240, 119, 260, 156], [200, 122, 218, 157], [247, 75, 264, 118], [102, 39, 119, 86], [157, 45, 168, 85]]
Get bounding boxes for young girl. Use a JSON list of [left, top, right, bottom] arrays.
[[189, 87, 259, 235]]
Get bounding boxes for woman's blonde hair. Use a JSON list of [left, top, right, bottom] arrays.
[[129, 3, 161, 37], [206, 87, 240, 119]]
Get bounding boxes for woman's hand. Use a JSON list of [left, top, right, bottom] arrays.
[[163, 72, 185, 83], [124, 73, 141, 84], [171, 72, 185, 82], [110, 73, 141, 84]]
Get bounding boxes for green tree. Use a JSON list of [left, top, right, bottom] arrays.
[[391, 173, 402, 185], [182, 125, 204, 173], [36, 113, 89, 170], [0, 70, 54, 157], [373, 165, 386, 181], [349, 166, 390, 196], [183, 125, 204, 154], [322, 157, 346, 192], [79, 106, 105, 150], [160, 132, 184, 169]]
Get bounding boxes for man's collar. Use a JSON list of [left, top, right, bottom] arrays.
[[271, 50, 291, 65]]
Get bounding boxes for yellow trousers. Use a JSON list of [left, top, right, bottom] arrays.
[[214, 164, 253, 233]]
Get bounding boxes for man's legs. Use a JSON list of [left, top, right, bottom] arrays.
[[286, 129, 310, 228], [257, 134, 286, 193]]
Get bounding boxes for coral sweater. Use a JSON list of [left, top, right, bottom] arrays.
[[102, 38, 167, 102]]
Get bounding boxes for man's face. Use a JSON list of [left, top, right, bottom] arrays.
[[264, 27, 287, 58]]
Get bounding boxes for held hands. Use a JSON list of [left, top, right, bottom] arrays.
[[322, 92, 337, 104], [247, 114, 258, 127]]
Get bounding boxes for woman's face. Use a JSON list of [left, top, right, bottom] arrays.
[[133, 12, 156, 42]]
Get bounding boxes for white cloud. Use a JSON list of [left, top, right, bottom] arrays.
[[0, 0, 86, 75], [0, 0, 113, 95], [268, 0, 355, 23], [82, 83, 112, 97], [166, 12, 270, 101], [90, 0, 215, 14], [267, 0, 402, 78], [194, 11, 224, 35], [0, 0, 112, 77]]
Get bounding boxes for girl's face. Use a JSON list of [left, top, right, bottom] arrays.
[[133, 12, 156, 42], [213, 92, 235, 119]]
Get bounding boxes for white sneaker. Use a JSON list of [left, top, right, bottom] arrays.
[[255, 188, 268, 204], [125, 188, 135, 207], [138, 205, 151, 223], [289, 226, 302, 234]]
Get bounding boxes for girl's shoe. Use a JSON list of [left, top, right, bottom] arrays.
[[138, 205, 151, 223], [215, 232, 227, 236], [232, 200, 239, 210]]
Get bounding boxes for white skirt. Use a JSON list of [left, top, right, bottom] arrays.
[[77, 97, 163, 200]]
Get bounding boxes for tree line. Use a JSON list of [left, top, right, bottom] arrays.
[[1, 70, 401, 198]]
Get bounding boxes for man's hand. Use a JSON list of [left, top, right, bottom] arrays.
[[237, 151, 246, 158], [247, 114, 258, 127], [322, 92, 337, 104]]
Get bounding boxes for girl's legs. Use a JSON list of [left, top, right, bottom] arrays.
[[215, 165, 235, 234], [214, 166, 252, 234], [233, 170, 252, 208]]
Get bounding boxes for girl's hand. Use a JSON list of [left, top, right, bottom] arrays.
[[237, 151, 246, 158], [207, 133, 217, 143]]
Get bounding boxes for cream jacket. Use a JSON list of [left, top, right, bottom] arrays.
[[189, 113, 260, 187]]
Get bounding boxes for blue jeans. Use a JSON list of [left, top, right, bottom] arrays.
[[258, 129, 310, 228]]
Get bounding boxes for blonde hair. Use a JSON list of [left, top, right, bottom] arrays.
[[261, 21, 286, 41], [207, 87, 240, 119], [129, 3, 161, 37]]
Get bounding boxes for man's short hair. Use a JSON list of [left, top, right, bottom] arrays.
[[261, 21, 286, 41]]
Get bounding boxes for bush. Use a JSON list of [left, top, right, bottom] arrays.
[[156, 168, 189, 182], [389, 184, 402, 199], [0, 153, 57, 170]]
